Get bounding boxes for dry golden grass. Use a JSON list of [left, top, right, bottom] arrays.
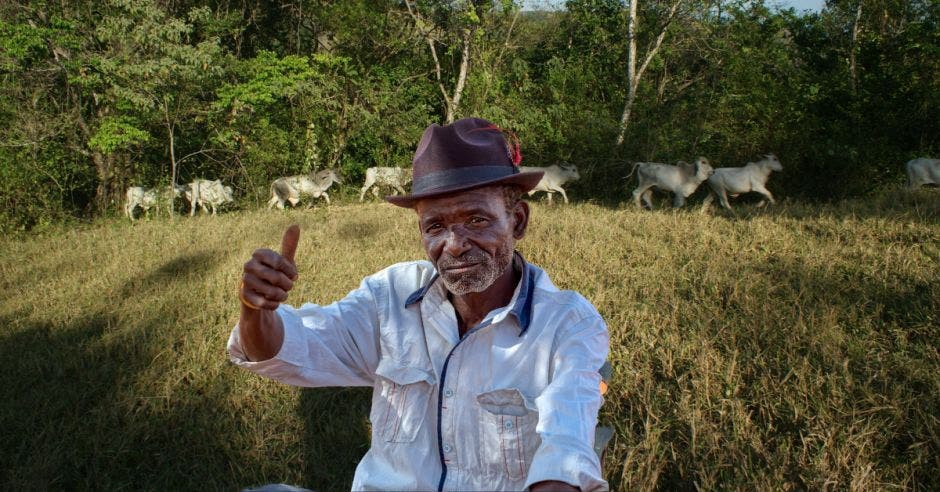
[[1, 191, 938, 490]]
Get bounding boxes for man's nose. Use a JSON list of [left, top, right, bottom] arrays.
[[442, 227, 471, 258]]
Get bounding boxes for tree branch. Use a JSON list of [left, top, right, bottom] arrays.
[[636, 0, 683, 86]]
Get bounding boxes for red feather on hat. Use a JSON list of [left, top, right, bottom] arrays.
[[472, 124, 523, 166]]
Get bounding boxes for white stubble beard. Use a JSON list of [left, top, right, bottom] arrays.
[[437, 241, 514, 296]]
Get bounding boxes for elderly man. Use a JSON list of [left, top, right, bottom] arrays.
[[229, 118, 609, 491]]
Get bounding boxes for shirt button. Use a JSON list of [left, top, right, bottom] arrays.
[[504, 420, 514, 430], [443, 388, 454, 398], [442, 444, 453, 453]]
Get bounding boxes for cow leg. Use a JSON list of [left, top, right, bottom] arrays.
[[718, 189, 732, 210], [323, 193, 330, 205], [753, 185, 776, 205], [632, 186, 654, 209], [546, 192, 554, 205], [359, 176, 376, 201], [631, 187, 645, 208], [556, 187, 570, 204], [672, 193, 686, 208], [701, 191, 714, 212], [395, 185, 407, 196]]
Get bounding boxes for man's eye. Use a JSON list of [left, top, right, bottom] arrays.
[[426, 223, 442, 233], [469, 217, 487, 225]]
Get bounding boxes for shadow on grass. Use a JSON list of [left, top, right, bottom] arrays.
[[336, 219, 383, 242], [0, 309, 242, 489], [0, 250, 253, 489], [120, 250, 223, 297], [297, 387, 372, 490]]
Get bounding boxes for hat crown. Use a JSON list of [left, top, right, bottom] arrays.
[[412, 117, 512, 171], [385, 117, 544, 208]]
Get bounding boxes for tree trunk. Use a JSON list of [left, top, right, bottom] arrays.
[[447, 29, 472, 124], [73, 97, 116, 214], [404, 0, 473, 124], [615, 0, 684, 147], [92, 151, 115, 213], [849, 1, 863, 94], [164, 96, 177, 217], [616, 0, 640, 147]]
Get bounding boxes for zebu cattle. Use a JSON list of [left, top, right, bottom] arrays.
[[268, 169, 342, 209], [359, 167, 411, 201], [519, 164, 580, 204], [906, 157, 940, 190], [627, 157, 714, 209], [124, 185, 184, 220], [185, 179, 234, 216], [702, 154, 783, 210]]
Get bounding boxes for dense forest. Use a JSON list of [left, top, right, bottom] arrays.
[[1, 0, 938, 231]]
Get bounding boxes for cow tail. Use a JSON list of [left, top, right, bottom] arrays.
[[624, 162, 640, 180]]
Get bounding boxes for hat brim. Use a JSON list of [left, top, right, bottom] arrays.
[[385, 170, 544, 208]]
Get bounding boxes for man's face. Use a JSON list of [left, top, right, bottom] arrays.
[[415, 186, 527, 296]]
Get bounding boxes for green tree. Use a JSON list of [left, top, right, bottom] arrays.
[[91, 0, 222, 214]]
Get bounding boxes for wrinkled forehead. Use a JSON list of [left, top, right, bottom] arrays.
[[414, 186, 507, 218]]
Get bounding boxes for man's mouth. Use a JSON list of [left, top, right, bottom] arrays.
[[442, 262, 481, 274]]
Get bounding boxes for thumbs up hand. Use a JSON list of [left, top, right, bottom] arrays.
[[240, 225, 300, 311]]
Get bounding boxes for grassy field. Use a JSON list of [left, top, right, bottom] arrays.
[[1, 192, 938, 490]]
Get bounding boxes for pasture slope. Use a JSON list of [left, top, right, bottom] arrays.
[[1, 192, 938, 490]]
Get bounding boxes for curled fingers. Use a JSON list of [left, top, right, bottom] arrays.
[[252, 248, 298, 280], [242, 272, 288, 307]]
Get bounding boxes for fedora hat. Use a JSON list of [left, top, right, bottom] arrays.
[[385, 117, 543, 208]]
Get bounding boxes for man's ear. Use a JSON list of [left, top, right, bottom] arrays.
[[512, 200, 529, 240]]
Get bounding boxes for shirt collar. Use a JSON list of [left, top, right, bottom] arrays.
[[404, 252, 536, 335]]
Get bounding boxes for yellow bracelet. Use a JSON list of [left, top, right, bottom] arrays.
[[239, 280, 264, 310]]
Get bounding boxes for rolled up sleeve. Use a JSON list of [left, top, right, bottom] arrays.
[[525, 315, 610, 492], [227, 276, 383, 387]]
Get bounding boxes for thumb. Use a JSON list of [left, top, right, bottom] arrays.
[[281, 224, 300, 264]]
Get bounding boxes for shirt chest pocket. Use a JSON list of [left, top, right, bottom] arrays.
[[374, 361, 435, 443], [477, 388, 541, 481]]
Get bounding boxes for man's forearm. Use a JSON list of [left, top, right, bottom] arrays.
[[237, 306, 285, 362]]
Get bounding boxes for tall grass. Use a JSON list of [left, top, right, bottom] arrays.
[[1, 191, 938, 490]]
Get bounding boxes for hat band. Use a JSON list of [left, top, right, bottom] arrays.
[[412, 165, 518, 194]]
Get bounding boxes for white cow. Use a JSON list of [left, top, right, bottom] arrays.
[[124, 185, 183, 220], [268, 169, 342, 209], [519, 164, 580, 204], [359, 167, 411, 201], [627, 157, 714, 209], [702, 154, 783, 210], [185, 179, 234, 216], [906, 157, 940, 190]]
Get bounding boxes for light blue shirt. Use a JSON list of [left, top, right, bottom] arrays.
[[228, 256, 609, 491]]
